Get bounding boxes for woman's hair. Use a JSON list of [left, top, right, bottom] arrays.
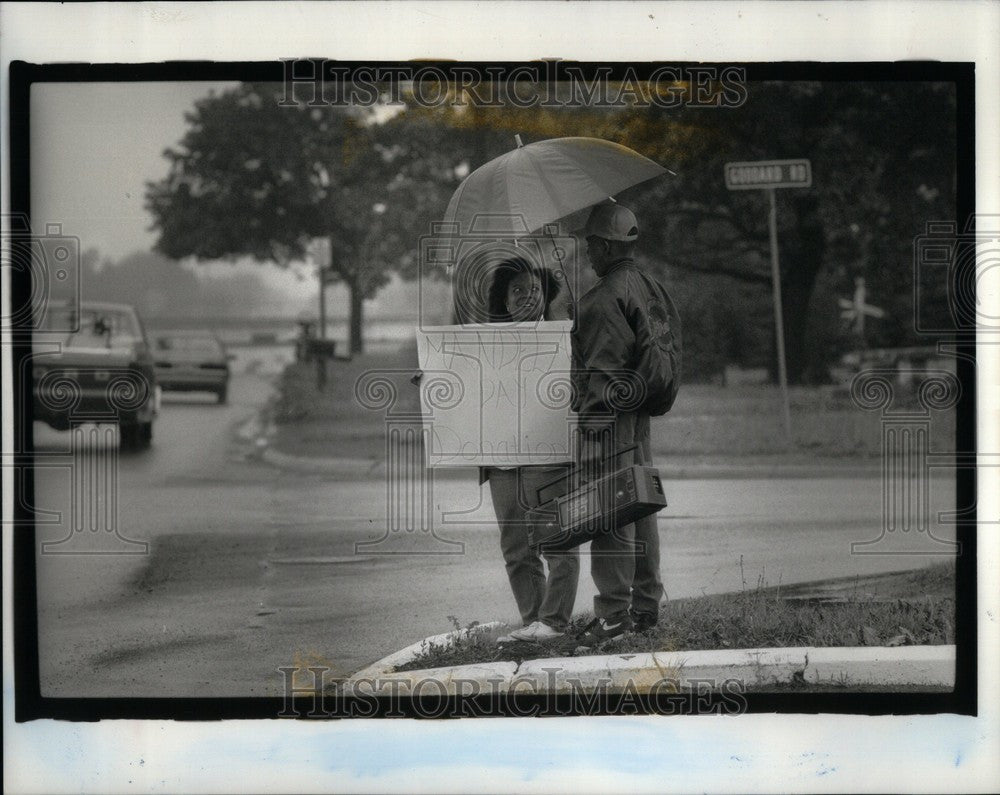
[[486, 257, 561, 322]]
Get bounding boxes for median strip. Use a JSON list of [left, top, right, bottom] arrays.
[[344, 624, 955, 694]]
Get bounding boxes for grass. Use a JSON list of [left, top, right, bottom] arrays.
[[269, 344, 954, 460], [270, 351, 421, 460], [393, 560, 956, 673]]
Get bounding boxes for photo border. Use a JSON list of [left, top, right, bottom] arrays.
[[8, 58, 978, 721]]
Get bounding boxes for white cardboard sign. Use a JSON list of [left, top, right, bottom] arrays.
[[416, 320, 576, 467]]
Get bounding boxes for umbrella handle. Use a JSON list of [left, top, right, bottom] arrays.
[[545, 229, 576, 307]]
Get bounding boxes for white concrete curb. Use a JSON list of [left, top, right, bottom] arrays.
[[344, 634, 955, 694], [350, 622, 506, 682], [805, 645, 955, 687]]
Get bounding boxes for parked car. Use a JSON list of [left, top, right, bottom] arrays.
[[32, 301, 159, 451], [152, 332, 232, 403]]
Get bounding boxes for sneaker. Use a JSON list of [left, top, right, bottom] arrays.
[[630, 611, 658, 633], [497, 621, 565, 643], [573, 613, 633, 652]]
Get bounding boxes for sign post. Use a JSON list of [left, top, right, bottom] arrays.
[[725, 158, 812, 445], [766, 187, 792, 442], [311, 237, 333, 340]]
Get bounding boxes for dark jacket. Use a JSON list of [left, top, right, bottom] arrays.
[[571, 259, 682, 426]]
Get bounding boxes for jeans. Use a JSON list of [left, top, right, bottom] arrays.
[[589, 411, 664, 619], [487, 466, 580, 631]]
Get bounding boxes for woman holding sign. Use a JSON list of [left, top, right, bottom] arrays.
[[483, 257, 580, 643]]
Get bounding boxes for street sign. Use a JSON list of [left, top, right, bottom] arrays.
[[723, 157, 813, 445], [724, 159, 812, 191]]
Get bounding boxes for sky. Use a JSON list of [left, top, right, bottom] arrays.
[[30, 81, 325, 311], [32, 81, 239, 260]]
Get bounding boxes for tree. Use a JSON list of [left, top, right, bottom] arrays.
[[146, 82, 417, 354], [621, 80, 957, 382], [379, 79, 956, 382], [151, 79, 955, 374]]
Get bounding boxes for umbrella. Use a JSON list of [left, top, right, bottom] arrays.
[[444, 136, 670, 237], [442, 136, 671, 320]]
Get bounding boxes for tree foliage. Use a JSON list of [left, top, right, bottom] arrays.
[[372, 79, 956, 381], [630, 81, 957, 381], [145, 82, 449, 352], [147, 78, 956, 378]]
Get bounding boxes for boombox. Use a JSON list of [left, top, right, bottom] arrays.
[[526, 448, 667, 552]]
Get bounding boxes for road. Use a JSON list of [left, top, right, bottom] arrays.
[[31, 370, 957, 698]]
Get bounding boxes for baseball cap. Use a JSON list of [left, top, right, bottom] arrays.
[[584, 203, 639, 242]]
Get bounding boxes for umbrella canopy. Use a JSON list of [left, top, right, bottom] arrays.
[[444, 137, 669, 236]]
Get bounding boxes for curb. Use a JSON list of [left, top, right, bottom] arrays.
[[344, 628, 955, 694], [256, 441, 881, 480], [804, 645, 955, 687], [349, 622, 505, 682], [659, 463, 882, 479], [262, 446, 386, 478], [235, 411, 377, 476]]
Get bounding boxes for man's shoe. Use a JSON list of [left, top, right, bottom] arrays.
[[574, 613, 633, 652], [498, 621, 565, 643], [630, 611, 658, 633]]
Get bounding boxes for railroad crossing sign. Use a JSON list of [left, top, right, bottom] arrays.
[[839, 277, 885, 337], [724, 158, 813, 444]]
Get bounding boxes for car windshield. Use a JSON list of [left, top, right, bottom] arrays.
[[40, 307, 142, 346], [156, 337, 223, 356]]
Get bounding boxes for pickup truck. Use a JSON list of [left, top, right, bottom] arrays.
[[32, 301, 160, 450]]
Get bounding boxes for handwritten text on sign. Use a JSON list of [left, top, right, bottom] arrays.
[[416, 321, 575, 468]]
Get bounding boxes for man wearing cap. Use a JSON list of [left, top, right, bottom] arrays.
[[571, 202, 682, 650]]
